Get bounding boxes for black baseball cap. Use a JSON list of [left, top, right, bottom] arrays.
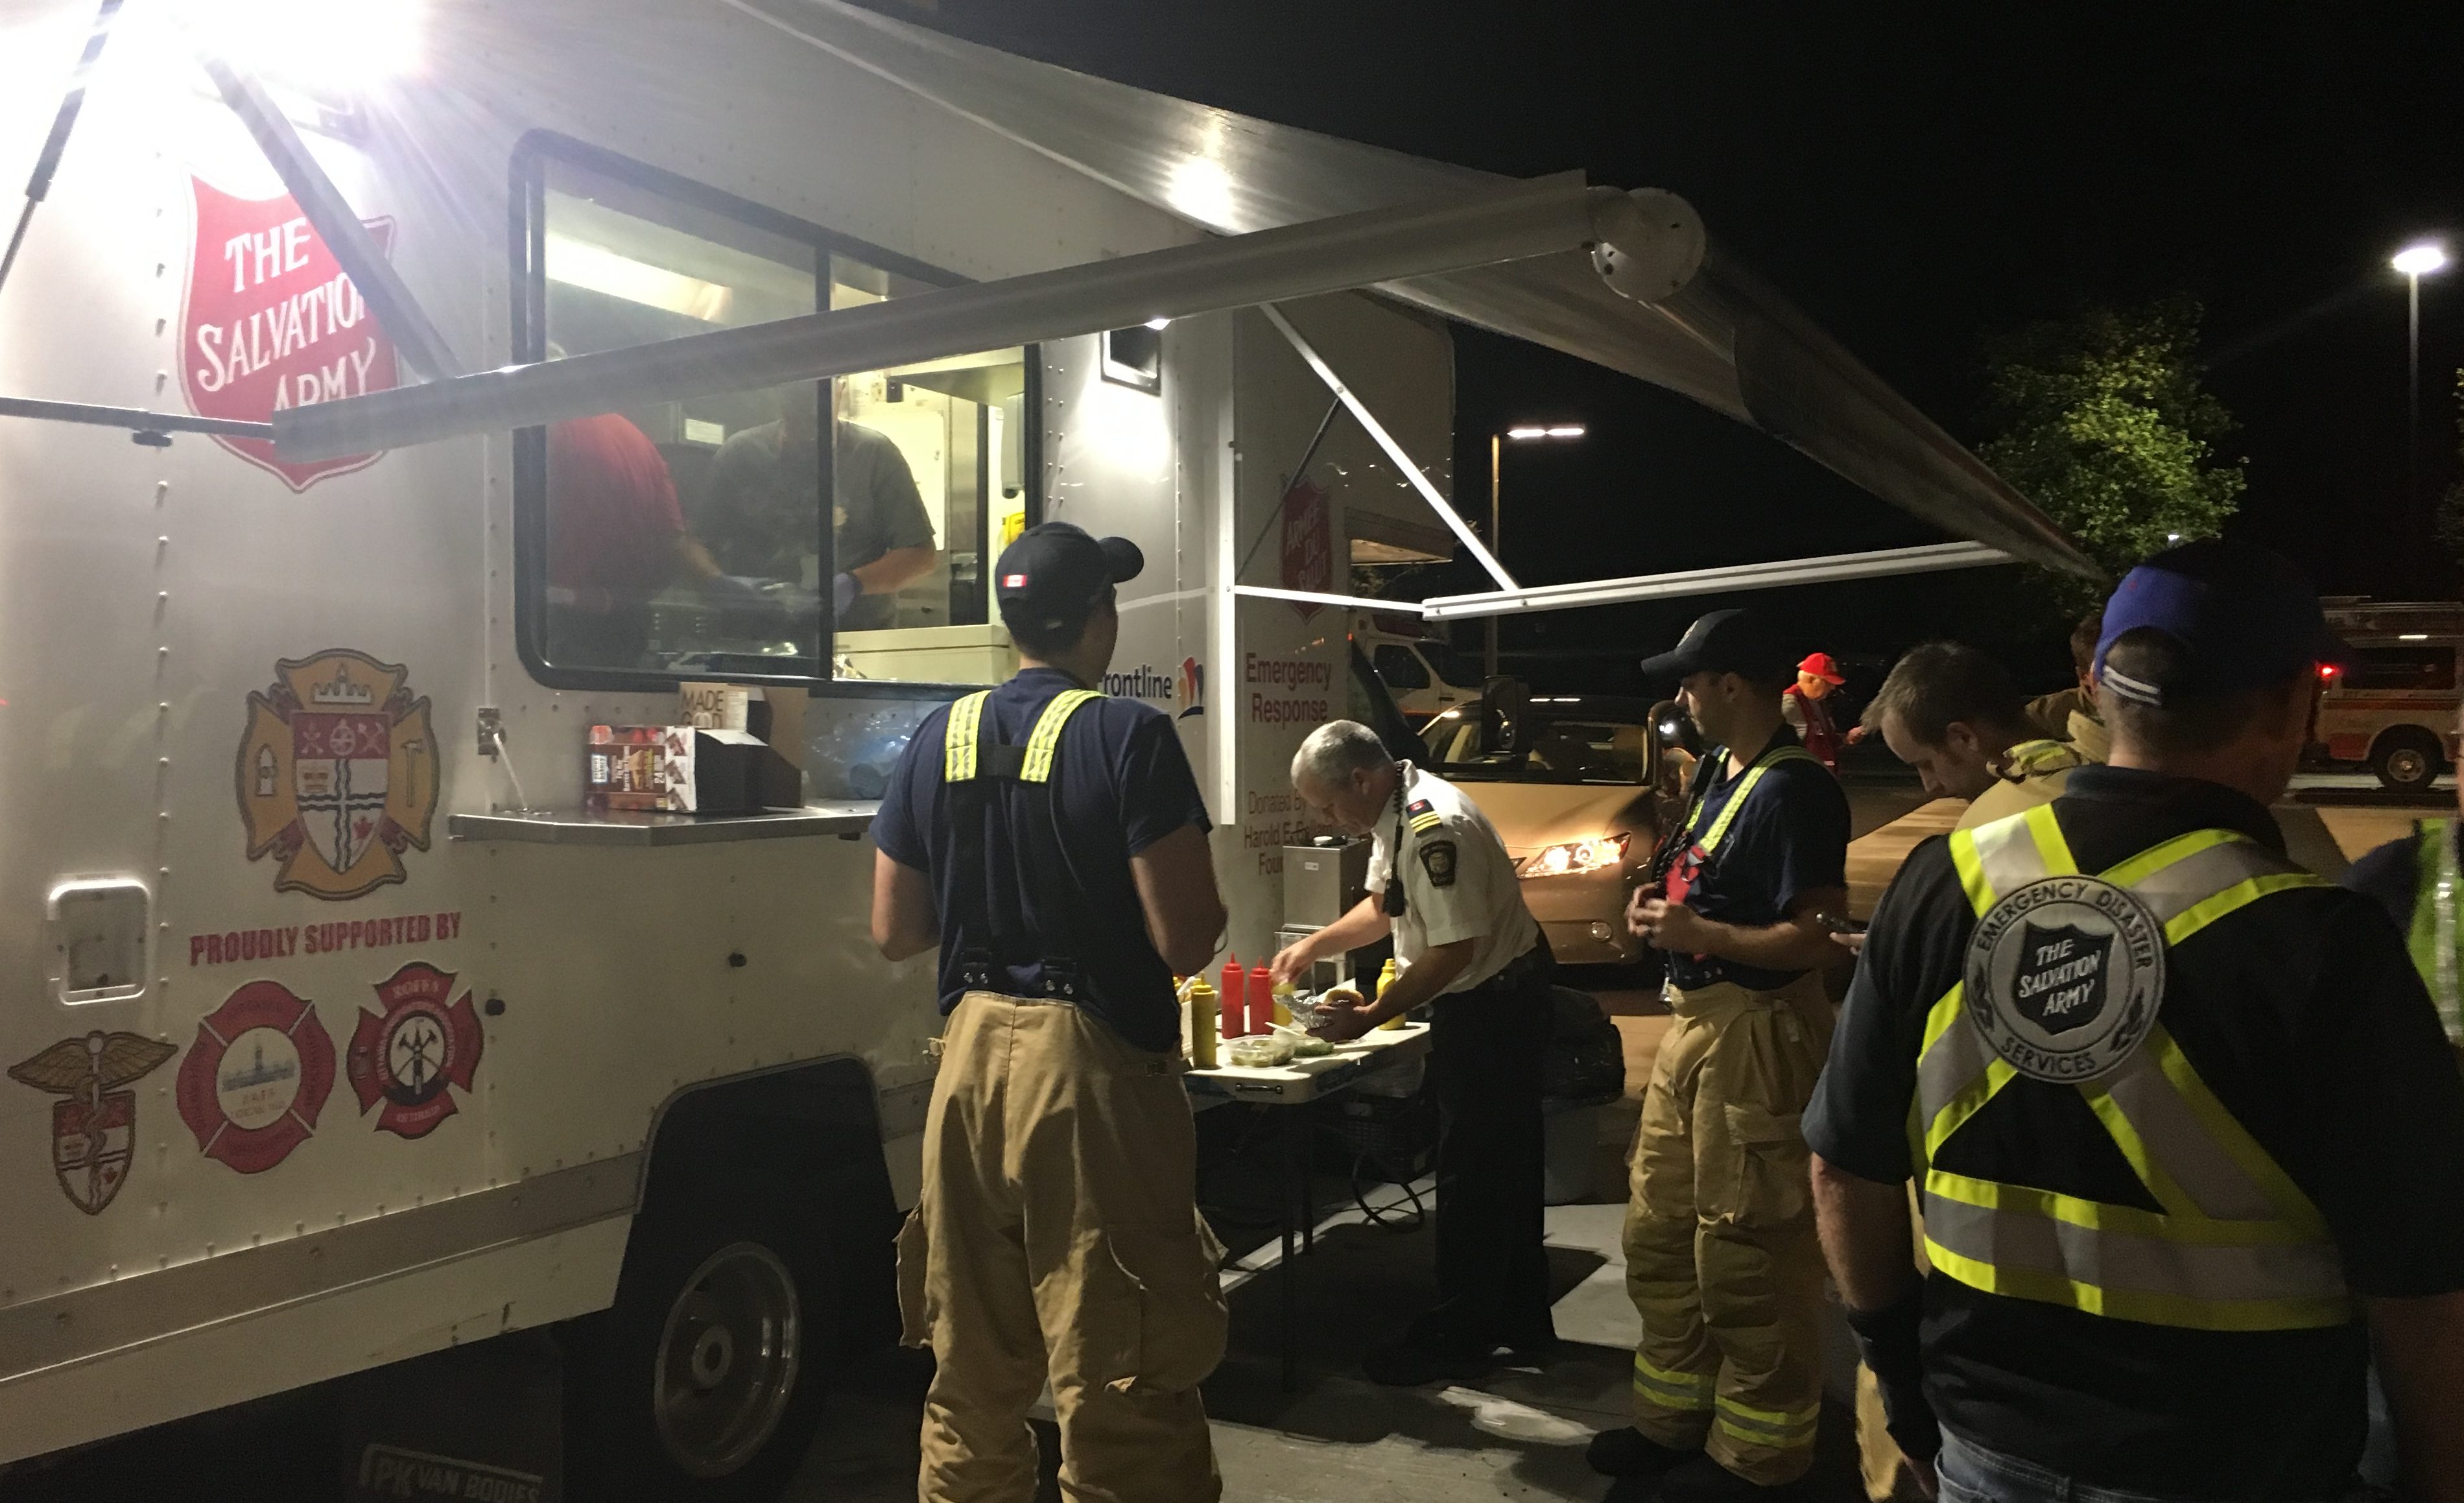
[[993, 522, 1144, 630], [1641, 608, 1795, 689], [2094, 539, 2344, 707]]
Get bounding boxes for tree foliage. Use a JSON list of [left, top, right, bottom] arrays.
[[1980, 297, 2247, 612]]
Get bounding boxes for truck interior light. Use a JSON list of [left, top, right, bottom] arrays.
[[202, 0, 423, 88], [546, 233, 733, 322]]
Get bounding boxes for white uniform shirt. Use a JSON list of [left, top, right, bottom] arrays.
[[1364, 761, 1539, 993]]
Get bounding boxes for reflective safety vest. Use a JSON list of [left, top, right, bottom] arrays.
[[2000, 737, 2089, 781], [940, 686, 1104, 994], [1657, 742, 1821, 901], [1915, 803, 2354, 1332], [2404, 818, 2464, 1047]]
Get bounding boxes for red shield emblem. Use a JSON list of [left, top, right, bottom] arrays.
[[1279, 476, 1333, 619], [176, 980, 337, 1174], [180, 178, 399, 491], [348, 962, 485, 1140], [8, 1032, 178, 1215]]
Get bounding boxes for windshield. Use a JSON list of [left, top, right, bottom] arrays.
[[1424, 712, 1650, 785]]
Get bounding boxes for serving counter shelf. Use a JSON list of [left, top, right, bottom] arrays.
[[447, 801, 879, 847]]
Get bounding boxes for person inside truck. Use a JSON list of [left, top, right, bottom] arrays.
[[869, 521, 1231, 1502], [696, 379, 939, 629], [542, 410, 729, 667]]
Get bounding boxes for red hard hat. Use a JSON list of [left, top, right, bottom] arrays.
[[1799, 652, 1846, 685]]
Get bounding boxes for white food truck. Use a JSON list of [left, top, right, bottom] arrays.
[[0, 0, 2089, 1494]]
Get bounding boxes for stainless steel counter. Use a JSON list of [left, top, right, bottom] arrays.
[[447, 802, 878, 847]]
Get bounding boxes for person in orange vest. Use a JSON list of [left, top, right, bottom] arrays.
[[1781, 652, 1847, 771]]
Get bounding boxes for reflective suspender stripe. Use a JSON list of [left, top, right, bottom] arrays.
[[2408, 819, 2464, 1045], [1915, 808, 2350, 1331], [942, 691, 991, 782], [1714, 1394, 1819, 1449], [1688, 744, 1819, 855], [1020, 689, 1100, 783], [1631, 1354, 1716, 1412]]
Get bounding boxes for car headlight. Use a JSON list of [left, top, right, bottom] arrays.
[[1520, 833, 1629, 877]]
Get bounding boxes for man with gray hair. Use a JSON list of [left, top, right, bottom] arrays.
[[1272, 719, 1556, 1384]]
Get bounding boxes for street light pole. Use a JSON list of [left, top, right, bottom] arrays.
[[1484, 423, 1585, 679], [2391, 241, 2450, 523]]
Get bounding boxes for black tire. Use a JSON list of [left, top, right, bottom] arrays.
[[566, 1174, 835, 1503], [2371, 729, 2444, 793]]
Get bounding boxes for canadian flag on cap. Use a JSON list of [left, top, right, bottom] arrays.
[[1004, 573, 1028, 587]]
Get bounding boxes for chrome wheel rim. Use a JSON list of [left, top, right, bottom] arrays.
[[653, 1240, 801, 1478], [2389, 748, 2432, 785]]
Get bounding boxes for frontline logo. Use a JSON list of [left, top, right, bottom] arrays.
[[181, 179, 399, 491], [237, 650, 440, 900], [8, 1032, 178, 1214], [1963, 875, 2163, 1083]]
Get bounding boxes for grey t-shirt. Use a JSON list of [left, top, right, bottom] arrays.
[[698, 419, 936, 630]]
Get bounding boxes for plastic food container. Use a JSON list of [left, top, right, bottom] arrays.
[[1226, 1035, 1296, 1069]]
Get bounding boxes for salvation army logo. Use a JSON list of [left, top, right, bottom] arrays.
[[237, 650, 439, 900], [1279, 476, 1333, 619], [348, 962, 484, 1140], [176, 980, 337, 1174], [1963, 875, 2164, 1084], [181, 178, 400, 491]]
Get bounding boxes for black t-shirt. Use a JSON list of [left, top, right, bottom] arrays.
[[1661, 728, 1849, 991], [871, 669, 1212, 1052], [1803, 766, 2464, 1498]]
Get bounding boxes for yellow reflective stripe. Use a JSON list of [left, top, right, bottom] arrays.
[[2098, 827, 2239, 891], [1923, 1235, 2354, 1332], [1698, 745, 1818, 853], [1631, 1354, 1716, 1411], [1923, 1168, 2318, 1247], [2077, 1082, 2201, 1219], [1714, 1394, 1818, 1447], [1919, 980, 1965, 1061], [2020, 803, 2077, 879], [942, 691, 991, 781], [2146, 1029, 2331, 1238], [1019, 689, 1100, 783], [1925, 1055, 2017, 1159], [1949, 827, 1995, 917], [2163, 871, 2327, 947]]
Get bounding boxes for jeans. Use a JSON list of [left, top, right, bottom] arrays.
[[1937, 1431, 2369, 1503]]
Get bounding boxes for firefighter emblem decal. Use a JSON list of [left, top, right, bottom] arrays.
[[1964, 874, 2164, 1085], [237, 650, 439, 900], [8, 1032, 179, 1214], [348, 962, 484, 1140], [177, 980, 337, 1174]]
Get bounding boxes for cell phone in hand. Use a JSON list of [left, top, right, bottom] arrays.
[[1815, 910, 1866, 935]]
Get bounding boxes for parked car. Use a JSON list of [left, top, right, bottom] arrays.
[[1423, 695, 1693, 964]]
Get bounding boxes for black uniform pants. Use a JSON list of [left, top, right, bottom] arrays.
[[1417, 945, 1554, 1349]]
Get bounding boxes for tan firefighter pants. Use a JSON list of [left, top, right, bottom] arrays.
[[1624, 972, 1834, 1485], [897, 992, 1227, 1503]]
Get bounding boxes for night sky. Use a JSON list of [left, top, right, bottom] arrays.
[[870, 0, 2462, 689]]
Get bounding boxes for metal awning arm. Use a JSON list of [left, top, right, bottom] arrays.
[[1417, 541, 2010, 620], [200, 55, 464, 382]]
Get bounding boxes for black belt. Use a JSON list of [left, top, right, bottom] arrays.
[[1445, 941, 1552, 1002]]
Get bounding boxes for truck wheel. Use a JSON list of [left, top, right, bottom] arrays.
[[2371, 731, 2443, 793], [569, 1176, 834, 1502]]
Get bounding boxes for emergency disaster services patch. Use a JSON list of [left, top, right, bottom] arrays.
[[8, 1032, 179, 1214], [349, 962, 485, 1139], [1963, 874, 2164, 1083]]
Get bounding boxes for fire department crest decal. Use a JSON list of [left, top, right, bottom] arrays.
[[8, 1032, 178, 1214], [1964, 874, 2164, 1084], [176, 980, 337, 1174], [237, 650, 438, 900], [348, 962, 484, 1140]]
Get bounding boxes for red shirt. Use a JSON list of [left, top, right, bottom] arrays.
[[547, 414, 683, 602]]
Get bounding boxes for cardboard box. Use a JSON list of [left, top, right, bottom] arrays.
[[587, 725, 804, 814]]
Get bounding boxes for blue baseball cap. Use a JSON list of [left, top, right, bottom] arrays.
[[2094, 539, 2343, 708]]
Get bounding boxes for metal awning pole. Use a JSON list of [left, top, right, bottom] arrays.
[[200, 55, 464, 382], [1416, 541, 2011, 620], [272, 173, 1672, 462], [1255, 303, 1515, 592], [0, 394, 272, 441], [1232, 584, 1425, 615]]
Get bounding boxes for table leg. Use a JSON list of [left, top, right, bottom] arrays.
[[1279, 1106, 1298, 1392], [1300, 1104, 1316, 1256]]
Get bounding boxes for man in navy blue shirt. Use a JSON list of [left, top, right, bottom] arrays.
[[1589, 608, 1850, 1502], [871, 522, 1229, 1502]]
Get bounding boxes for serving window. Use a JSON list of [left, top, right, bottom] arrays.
[[511, 135, 1036, 692]]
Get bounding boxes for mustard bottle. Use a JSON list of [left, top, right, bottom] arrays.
[[1270, 980, 1297, 1028], [1375, 957, 1405, 1030], [1184, 978, 1219, 1069]]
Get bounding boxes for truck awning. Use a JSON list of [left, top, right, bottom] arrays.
[[726, 0, 2093, 578]]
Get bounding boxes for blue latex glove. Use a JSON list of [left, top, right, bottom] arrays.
[[833, 571, 859, 621]]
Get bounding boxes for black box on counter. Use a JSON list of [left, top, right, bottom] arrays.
[[587, 725, 804, 814]]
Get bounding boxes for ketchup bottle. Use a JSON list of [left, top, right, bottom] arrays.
[[1246, 963, 1275, 1038], [1219, 954, 1246, 1037]]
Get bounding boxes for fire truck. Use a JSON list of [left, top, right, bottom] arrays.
[[2314, 598, 2464, 792], [0, 0, 2087, 1494]]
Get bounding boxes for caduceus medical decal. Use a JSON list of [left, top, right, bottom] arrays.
[[9, 1032, 181, 1214], [237, 650, 439, 900]]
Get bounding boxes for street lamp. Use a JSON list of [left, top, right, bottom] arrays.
[[1486, 423, 1587, 676], [2393, 241, 2451, 519]]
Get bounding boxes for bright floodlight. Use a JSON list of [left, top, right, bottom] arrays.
[[2393, 243, 2451, 278], [208, 0, 423, 85], [1505, 426, 1548, 440], [1545, 425, 1586, 438]]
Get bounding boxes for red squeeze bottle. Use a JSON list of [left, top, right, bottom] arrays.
[[1219, 954, 1246, 1037], [1246, 963, 1275, 1038]]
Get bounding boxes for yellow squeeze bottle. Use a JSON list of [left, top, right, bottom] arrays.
[[1184, 978, 1219, 1069], [1375, 957, 1405, 1030], [1270, 980, 1296, 1028]]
